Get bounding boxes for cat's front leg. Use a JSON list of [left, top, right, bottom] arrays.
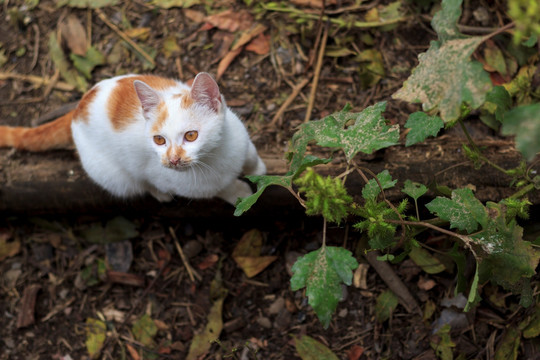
[[148, 187, 174, 202], [217, 179, 252, 205], [242, 142, 266, 176]]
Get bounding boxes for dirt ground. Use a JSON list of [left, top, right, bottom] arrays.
[[1, 0, 539, 359]]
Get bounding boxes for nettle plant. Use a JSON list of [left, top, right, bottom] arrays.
[[236, 0, 540, 328]]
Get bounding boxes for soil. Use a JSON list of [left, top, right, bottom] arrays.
[[1, 0, 539, 359]]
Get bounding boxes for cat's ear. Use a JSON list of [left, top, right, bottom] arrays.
[[133, 80, 161, 114], [190, 73, 222, 113]]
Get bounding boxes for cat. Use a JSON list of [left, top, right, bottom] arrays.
[[0, 72, 266, 205]]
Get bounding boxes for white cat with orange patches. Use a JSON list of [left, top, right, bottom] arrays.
[[0, 73, 266, 204]]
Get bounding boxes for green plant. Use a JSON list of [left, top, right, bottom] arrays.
[[235, 0, 540, 329]]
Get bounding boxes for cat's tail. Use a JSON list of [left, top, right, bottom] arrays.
[[0, 110, 74, 151]]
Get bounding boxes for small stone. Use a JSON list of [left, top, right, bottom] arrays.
[[268, 297, 285, 315]]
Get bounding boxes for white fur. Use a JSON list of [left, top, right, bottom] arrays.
[[71, 73, 266, 205]]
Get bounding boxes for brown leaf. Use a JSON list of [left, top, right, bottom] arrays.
[[232, 229, 277, 278], [0, 231, 20, 262], [231, 23, 267, 51], [183, 8, 206, 23], [417, 276, 437, 291], [245, 33, 270, 55], [60, 15, 88, 56], [197, 254, 219, 270], [126, 343, 140, 360], [107, 271, 145, 287], [204, 9, 253, 32], [347, 345, 365, 360], [211, 31, 236, 64]]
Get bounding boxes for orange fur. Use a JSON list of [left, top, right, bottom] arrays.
[[0, 111, 74, 151], [151, 102, 169, 133], [108, 75, 177, 131], [165, 145, 188, 165], [73, 86, 99, 123], [173, 90, 194, 109]]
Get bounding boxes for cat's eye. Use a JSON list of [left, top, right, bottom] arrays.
[[184, 131, 198, 142], [153, 135, 166, 145]]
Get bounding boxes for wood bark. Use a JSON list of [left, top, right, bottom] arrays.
[[0, 136, 538, 217]]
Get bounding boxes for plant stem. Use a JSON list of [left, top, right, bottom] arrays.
[[458, 120, 512, 175], [262, 4, 407, 28], [322, 218, 327, 248], [384, 219, 470, 243], [508, 183, 535, 199]]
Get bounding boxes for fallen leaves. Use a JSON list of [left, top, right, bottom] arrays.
[[232, 229, 277, 278], [184, 8, 270, 79], [0, 231, 20, 261]]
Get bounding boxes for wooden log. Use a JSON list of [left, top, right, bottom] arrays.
[[0, 136, 537, 217]]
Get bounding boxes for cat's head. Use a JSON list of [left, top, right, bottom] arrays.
[[133, 72, 225, 170]]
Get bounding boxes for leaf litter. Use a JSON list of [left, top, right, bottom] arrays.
[[1, 0, 540, 359]]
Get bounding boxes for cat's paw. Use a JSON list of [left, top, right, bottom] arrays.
[[217, 179, 252, 205], [245, 157, 266, 176], [149, 188, 174, 202]]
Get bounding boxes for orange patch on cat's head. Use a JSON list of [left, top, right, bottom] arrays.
[[173, 90, 194, 109], [109, 75, 178, 131], [151, 102, 169, 133], [73, 86, 99, 123]]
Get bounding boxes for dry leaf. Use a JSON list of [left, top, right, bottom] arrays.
[[245, 33, 270, 55], [347, 345, 365, 360], [126, 343, 140, 360], [211, 31, 235, 63], [197, 254, 219, 270], [232, 229, 277, 278], [183, 8, 206, 23], [60, 15, 88, 56], [205, 9, 253, 32], [417, 276, 437, 291], [0, 232, 20, 262], [231, 23, 267, 51], [124, 27, 151, 40], [216, 46, 242, 80]]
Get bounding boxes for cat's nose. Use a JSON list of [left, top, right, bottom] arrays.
[[169, 158, 180, 166]]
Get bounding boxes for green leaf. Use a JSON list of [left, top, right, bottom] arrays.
[[292, 102, 399, 162], [356, 49, 385, 88], [522, 304, 540, 338], [70, 46, 106, 79], [494, 327, 520, 360], [402, 179, 428, 200], [393, 37, 491, 124], [48, 32, 88, 92], [464, 263, 481, 311], [426, 188, 488, 233], [471, 203, 540, 300], [85, 318, 107, 359], [431, 0, 464, 42], [409, 246, 446, 274], [56, 0, 120, 8], [393, 0, 492, 124], [375, 290, 399, 322], [362, 170, 397, 201], [234, 155, 330, 216], [294, 335, 340, 360], [291, 246, 358, 328], [404, 112, 444, 146], [132, 314, 158, 347], [430, 324, 455, 360], [501, 103, 540, 161]]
